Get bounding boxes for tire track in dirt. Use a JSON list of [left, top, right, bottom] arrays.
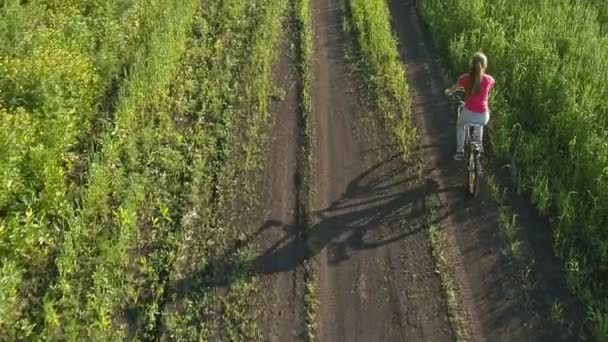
[[253, 31, 307, 341], [388, 0, 581, 341], [310, 0, 452, 340]]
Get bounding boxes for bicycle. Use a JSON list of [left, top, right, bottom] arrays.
[[449, 91, 483, 198]]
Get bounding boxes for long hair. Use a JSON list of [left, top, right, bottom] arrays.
[[468, 52, 488, 95]]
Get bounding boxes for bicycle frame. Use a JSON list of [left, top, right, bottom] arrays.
[[453, 93, 483, 198]]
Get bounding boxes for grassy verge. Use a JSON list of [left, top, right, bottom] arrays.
[[295, 0, 318, 339], [342, 0, 415, 156], [484, 175, 529, 269], [420, 0, 608, 338], [484, 173, 585, 337], [159, 1, 289, 340], [303, 268, 319, 341], [425, 194, 469, 341]]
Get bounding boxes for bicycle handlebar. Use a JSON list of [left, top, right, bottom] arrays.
[[446, 90, 465, 102]]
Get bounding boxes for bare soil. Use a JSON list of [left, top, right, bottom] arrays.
[[253, 30, 307, 341]]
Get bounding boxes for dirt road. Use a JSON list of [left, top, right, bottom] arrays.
[[310, 0, 452, 340], [253, 0, 584, 341]]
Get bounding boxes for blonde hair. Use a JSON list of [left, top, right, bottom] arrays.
[[468, 52, 488, 95]]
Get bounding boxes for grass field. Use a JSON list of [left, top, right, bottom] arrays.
[[1, 1, 199, 338], [3, 0, 607, 340], [0, 0, 286, 340]]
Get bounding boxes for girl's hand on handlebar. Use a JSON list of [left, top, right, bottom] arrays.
[[444, 88, 452, 96]]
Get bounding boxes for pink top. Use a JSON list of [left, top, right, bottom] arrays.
[[458, 73, 495, 113]]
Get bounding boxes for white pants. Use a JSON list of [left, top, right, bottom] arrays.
[[457, 108, 489, 152]]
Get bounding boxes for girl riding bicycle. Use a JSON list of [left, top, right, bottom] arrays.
[[445, 52, 495, 161]]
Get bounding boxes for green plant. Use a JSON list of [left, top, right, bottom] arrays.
[[551, 299, 565, 325], [0, 1, 183, 337]]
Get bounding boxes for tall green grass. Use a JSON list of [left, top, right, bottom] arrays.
[[0, 0, 171, 337], [588, 0, 608, 33], [420, 0, 608, 339], [39, 0, 201, 339]]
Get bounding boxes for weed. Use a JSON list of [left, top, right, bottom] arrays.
[[294, 0, 317, 338], [551, 300, 565, 325], [425, 193, 469, 342]]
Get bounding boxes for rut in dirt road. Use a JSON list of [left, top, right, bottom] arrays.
[[252, 25, 307, 342], [310, 0, 452, 340]]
